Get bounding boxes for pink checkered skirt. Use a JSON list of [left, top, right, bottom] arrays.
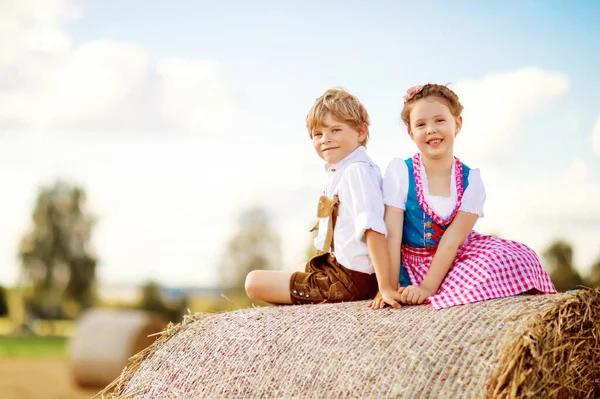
[[401, 232, 557, 309]]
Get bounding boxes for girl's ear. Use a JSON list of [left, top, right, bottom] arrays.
[[357, 122, 369, 143], [455, 115, 463, 136], [407, 127, 414, 140]]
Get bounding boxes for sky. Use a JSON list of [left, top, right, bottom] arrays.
[[1, 0, 599, 288]]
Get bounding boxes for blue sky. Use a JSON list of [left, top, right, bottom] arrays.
[[0, 1, 599, 287], [65, 0, 600, 167]]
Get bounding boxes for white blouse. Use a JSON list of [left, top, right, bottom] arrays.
[[313, 147, 387, 275], [383, 157, 486, 219]]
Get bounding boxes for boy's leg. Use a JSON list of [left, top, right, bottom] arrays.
[[245, 270, 294, 305]]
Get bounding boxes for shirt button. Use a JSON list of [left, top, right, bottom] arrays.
[[425, 244, 432, 250], [331, 168, 336, 172], [425, 222, 432, 228], [425, 233, 432, 238], [293, 290, 297, 294]]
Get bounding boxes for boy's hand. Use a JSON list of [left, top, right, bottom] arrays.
[[397, 285, 433, 305], [368, 289, 402, 310]]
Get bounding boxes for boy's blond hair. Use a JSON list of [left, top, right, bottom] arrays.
[[306, 87, 370, 147]]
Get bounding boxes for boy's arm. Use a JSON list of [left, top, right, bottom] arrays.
[[419, 211, 478, 295], [341, 163, 403, 307], [366, 229, 402, 308]]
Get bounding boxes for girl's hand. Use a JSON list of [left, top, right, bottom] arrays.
[[398, 285, 433, 305], [368, 289, 403, 309]]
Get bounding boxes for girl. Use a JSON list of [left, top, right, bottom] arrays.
[[370, 83, 556, 310]]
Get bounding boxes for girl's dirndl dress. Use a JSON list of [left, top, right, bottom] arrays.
[[385, 154, 556, 309]]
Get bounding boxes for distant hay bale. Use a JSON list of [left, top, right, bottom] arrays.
[[69, 309, 167, 388], [100, 288, 600, 399]]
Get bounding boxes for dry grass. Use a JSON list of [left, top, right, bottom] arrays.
[[0, 357, 98, 399], [96, 312, 208, 398], [98, 289, 600, 399], [487, 287, 600, 399]]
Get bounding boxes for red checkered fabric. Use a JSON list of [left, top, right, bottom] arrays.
[[402, 232, 557, 309]]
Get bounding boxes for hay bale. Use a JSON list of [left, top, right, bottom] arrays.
[[99, 289, 600, 399], [69, 308, 167, 388]]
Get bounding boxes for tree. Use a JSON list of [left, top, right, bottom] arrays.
[[139, 281, 189, 323], [18, 181, 97, 318], [585, 255, 600, 288], [0, 286, 8, 317], [542, 240, 583, 292], [220, 207, 281, 291]]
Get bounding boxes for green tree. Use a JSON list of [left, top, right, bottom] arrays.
[[543, 240, 583, 292], [0, 285, 8, 317], [139, 281, 188, 323], [18, 181, 97, 318], [220, 207, 281, 292], [585, 255, 600, 288]]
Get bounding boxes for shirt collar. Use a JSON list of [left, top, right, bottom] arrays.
[[324, 146, 372, 172]]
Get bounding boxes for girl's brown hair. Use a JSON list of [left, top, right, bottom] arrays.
[[401, 84, 463, 127]]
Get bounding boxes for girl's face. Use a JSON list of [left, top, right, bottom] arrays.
[[408, 97, 462, 161]]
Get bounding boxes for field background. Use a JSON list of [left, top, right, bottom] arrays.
[[0, 335, 99, 399]]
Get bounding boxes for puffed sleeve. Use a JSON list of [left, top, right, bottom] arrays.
[[341, 163, 387, 241], [383, 158, 409, 210], [459, 168, 485, 217]]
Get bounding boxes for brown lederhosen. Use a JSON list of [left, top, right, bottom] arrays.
[[289, 194, 379, 305]]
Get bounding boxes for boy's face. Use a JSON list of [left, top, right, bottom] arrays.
[[311, 113, 367, 164]]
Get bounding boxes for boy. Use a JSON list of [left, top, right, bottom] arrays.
[[245, 88, 402, 307]]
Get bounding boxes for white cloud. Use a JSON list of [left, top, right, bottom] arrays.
[[592, 116, 600, 156], [2, 40, 150, 130], [0, 132, 320, 287], [50, 41, 148, 125], [0, 0, 318, 284], [1, 2, 598, 290], [471, 156, 600, 275], [0, 0, 78, 72], [0, 0, 288, 287], [0, 0, 239, 135], [158, 59, 239, 134], [433, 68, 600, 276], [454, 67, 569, 164]]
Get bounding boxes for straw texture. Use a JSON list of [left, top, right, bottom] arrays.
[[99, 289, 600, 399]]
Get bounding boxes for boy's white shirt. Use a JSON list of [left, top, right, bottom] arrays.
[[313, 146, 387, 274]]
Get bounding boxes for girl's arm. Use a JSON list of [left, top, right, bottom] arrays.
[[384, 205, 404, 290], [419, 211, 478, 294], [401, 169, 486, 305]]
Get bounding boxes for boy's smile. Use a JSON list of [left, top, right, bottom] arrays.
[[311, 113, 367, 165]]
